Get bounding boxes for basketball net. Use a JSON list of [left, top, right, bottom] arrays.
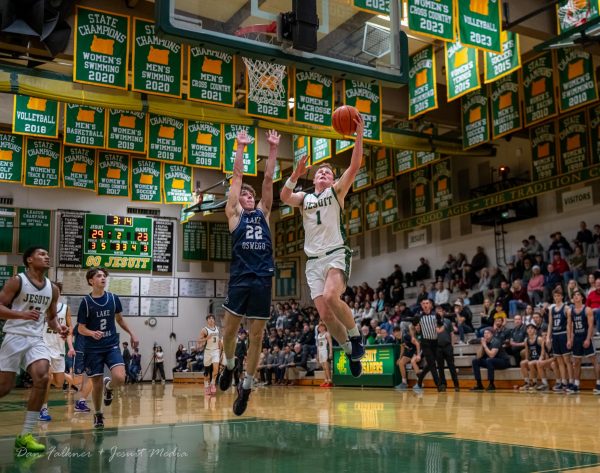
[[557, 0, 592, 30]]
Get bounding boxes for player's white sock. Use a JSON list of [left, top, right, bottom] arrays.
[[105, 379, 112, 390], [342, 341, 352, 355], [21, 411, 37, 435], [569, 379, 574, 385], [574, 379, 580, 386], [226, 359, 235, 370], [42, 403, 48, 409], [542, 378, 548, 385], [204, 381, 209, 388], [242, 374, 253, 390], [562, 379, 568, 385], [523, 378, 529, 384], [347, 326, 360, 338], [402, 378, 407, 384]]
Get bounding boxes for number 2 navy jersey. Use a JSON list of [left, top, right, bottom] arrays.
[[571, 306, 589, 338], [77, 291, 122, 353], [229, 208, 274, 285]]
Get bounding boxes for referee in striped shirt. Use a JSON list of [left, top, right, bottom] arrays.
[[415, 299, 443, 390]]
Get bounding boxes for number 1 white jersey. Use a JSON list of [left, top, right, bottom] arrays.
[[301, 187, 347, 257]]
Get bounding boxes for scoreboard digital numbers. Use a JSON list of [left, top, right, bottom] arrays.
[[83, 214, 153, 271]]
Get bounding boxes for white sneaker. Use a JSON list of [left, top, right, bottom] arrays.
[[152, 380, 155, 384]]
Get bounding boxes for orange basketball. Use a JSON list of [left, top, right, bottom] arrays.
[[332, 105, 359, 135]]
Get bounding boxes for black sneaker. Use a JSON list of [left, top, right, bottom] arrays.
[[470, 385, 484, 392], [486, 384, 496, 392], [93, 413, 104, 429], [349, 358, 362, 378], [438, 384, 447, 392], [103, 377, 113, 406], [349, 336, 365, 362], [232, 381, 252, 416], [219, 368, 234, 391]]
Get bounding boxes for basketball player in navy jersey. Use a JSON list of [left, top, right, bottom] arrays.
[[219, 129, 280, 416], [77, 267, 138, 428], [568, 290, 600, 393], [0, 247, 67, 453], [546, 288, 575, 393]]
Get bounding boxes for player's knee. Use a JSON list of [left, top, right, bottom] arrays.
[[32, 371, 50, 389], [0, 381, 12, 398], [322, 292, 340, 309], [319, 311, 335, 325], [112, 373, 126, 386]]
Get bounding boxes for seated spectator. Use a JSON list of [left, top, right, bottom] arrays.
[[455, 253, 467, 275], [548, 232, 572, 259], [527, 265, 545, 306], [389, 264, 404, 286], [479, 298, 495, 329], [533, 253, 547, 274], [361, 301, 376, 323], [564, 246, 586, 285], [506, 262, 519, 285], [454, 300, 473, 343], [471, 246, 488, 274], [276, 346, 292, 385], [461, 264, 479, 291], [506, 314, 526, 366], [489, 267, 506, 301], [471, 268, 491, 304], [173, 347, 189, 372], [496, 280, 512, 313], [493, 302, 508, 321], [509, 279, 530, 316], [470, 328, 511, 391], [522, 304, 535, 325], [565, 279, 583, 304], [361, 325, 376, 346], [528, 235, 544, 256], [435, 254, 456, 281], [374, 328, 394, 344], [592, 224, 600, 258], [521, 258, 533, 286], [390, 278, 405, 305], [587, 278, 600, 334], [574, 221, 594, 256], [434, 281, 450, 308], [407, 257, 431, 286], [521, 238, 534, 256], [375, 291, 386, 313], [257, 348, 272, 385], [285, 343, 308, 385], [491, 316, 509, 342], [543, 263, 562, 302]]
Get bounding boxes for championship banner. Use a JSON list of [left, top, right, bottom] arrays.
[[408, 46, 438, 119], [246, 68, 289, 121], [484, 31, 521, 83], [557, 0, 599, 34], [131, 158, 162, 203], [432, 159, 452, 210], [407, 0, 455, 42], [311, 138, 331, 164], [416, 151, 438, 167], [445, 42, 480, 102], [62, 145, 96, 191], [365, 187, 381, 231], [372, 146, 392, 183], [74, 7, 129, 90], [163, 163, 193, 204], [280, 205, 295, 219], [293, 135, 311, 169], [458, 0, 503, 53], [64, 104, 106, 148], [0, 133, 24, 184], [343, 80, 382, 142], [273, 160, 282, 182], [410, 166, 432, 216], [223, 125, 257, 176], [107, 109, 147, 154], [188, 47, 235, 106], [13, 95, 58, 138], [522, 52, 557, 127], [24, 138, 61, 188], [490, 71, 522, 139], [186, 121, 222, 169], [335, 139, 354, 154], [589, 104, 600, 165], [557, 48, 598, 113], [530, 122, 558, 181], [294, 69, 334, 127], [353, 0, 389, 14], [148, 114, 185, 163], [394, 150, 415, 175], [274, 221, 285, 258], [346, 193, 363, 236], [284, 217, 298, 255], [559, 111, 589, 173], [97, 151, 129, 197], [352, 151, 371, 192], [380, 180, 399, 225], [133, 18, 183, 98], [462, 89, 489, 149]]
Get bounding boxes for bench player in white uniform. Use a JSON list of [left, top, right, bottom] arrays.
[[198, 314, 222, 395], [280, 114, 366, 377], [316, 322, 333, 387], [0, 247, 67, 454]]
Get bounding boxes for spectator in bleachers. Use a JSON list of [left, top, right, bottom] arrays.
[[470, 328, 511, 391], [375, 291, 386, 313], [506, 262, 519, 285], [471, 268, 491, 305], [406, 257, 432, 287], [496, 280, 512, 313], [360, 325, 375, 346], [390, 278, 404, 305], [273, 346, 287, 385], [533, 253, 547, 273], [565, 279, 584, 304], [284, 343, 308, 386], [509, 279, 530, 317], [173, 347, 189, 373], [543, 264, 562, 302], [435, 254, 456, 281], [479, 298, 495, 329], [388, 264, 404, 286], [489, 267, 506, 300], [375, 328, 394, 345], [505, 314, 526, 366], [586, 278, 600, 335], [586, 274, 596, 293], [257, 347, 271, 385], [471, 246, 489, 274], [462, 264, 479, 291], [521, 238, 534, 256], [434, 281, 451, 308], [491, 315, 509, 341], [528, 235, 544, 256], [564, 246, 587, 284], [522, 304, 535, 325], [527, 266, 545, 306], [512, 250, 527, 279], [551, 252, 570, 282], [455, 253, 467, 275], [574, 221, 594, 256], [549, 232, 572, 259], [454, 301, 474, 343], [592, 224, 600, 258], [521, 259, 533, 286]]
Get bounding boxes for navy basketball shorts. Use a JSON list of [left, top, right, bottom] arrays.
[[402, 348, 416, 359], [223, 276, 272, 320], [73, 351, 86, 375], [552, 333, 571, 356], [572, 336, 596, 358], [84, 346, 125, 377]]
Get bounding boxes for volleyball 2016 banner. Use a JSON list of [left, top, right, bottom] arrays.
[[0, 133, 24, 184], [344, 80, 382, 142], [13, 95, 59, 139], [408, 46, 437, 119]]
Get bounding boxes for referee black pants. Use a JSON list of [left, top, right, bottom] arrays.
[[436, 343, 459, 388], [419, 339, 440, 387]]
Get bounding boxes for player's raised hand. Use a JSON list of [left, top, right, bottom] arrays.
[[294, 155, 309, 178], [266, 129, 280, 147], [236, 130, 252, 147], [20, 308, 40, 321]]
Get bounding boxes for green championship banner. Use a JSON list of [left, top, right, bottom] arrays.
[[13, 95, 58, 138], [523, 52, 557, 126], [18, 209, 51, 254], [409, 46, 438, 119], [559, 111, 589, 173], [311, 138, 331, 164], [148, 114, 185, 163], [344, 80, 382, 142], [373, 146, 392, 183], [432, 159, 452, 210], [380, 180, 399, 225], [188, 47, 235, 106], [346, 193, 363, 236], [407, 0, 455, 42], [274, 221, 285, 258], [530, 122, 558, 181], [353, 0, 389, 15], [285, 218, 297, 255], [394, 150, 415, 175], [280, 205, 295, 219], [589, 104, 600, 165], [336, 139, 354, 154], [187, 121, 222, 169], [365, 187, 381, 231], [132, 18, 183, 98], [293, 135, 311, 168], [458, 0, 503, 53], [97, 151, 129, 197], [490, 71, 522, 139], [24, 138, 60, 188], [131, 158, 162, 203], [416, 151, 438, 167], [246, 69, 289, 121], [223, 125, 257, 176], [410, 166, 432, 215], [294, 69, 334, 127], [62, 145, 96, 191], [294, 213, 305, 252], [445, 42, 480, 102], [557, 0, 599, 34], [107, 109, 147, 154], [163, 163, 193, 204], [0, 133, 24, 184], [74, 6, 129, 90], [274, 259, 300, 299], [64, 104, 106, 148], [273, 160, 282, 182], [0, 210, 14, 253], [557, 48, 598, 113], [484, 31, 521, 83], [333, 345, 400, 387], [462, 89, 489, 149], [352, 150, 372, 192]]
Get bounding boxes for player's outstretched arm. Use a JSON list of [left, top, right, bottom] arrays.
[[333, 114, 364, 202], [225, 130, 252, 222], [0, 276, 40, 321], [258, 129, 280, 218], [280, 155, 308, 207]]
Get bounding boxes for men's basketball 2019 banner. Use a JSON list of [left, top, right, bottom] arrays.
[[223, 125, 257, 176], [0, 133, 24, 184], [522, 52, 557, 126], [484, 31, 521, 83], [445, 41, 480, 102], [344, 80, 382, 142], [530, 122, 558, 181], [148, 114, 185, 163], [409, 46, 437, 119], [490, 71, 522, 140], [556, 48, 598, 113], [64, 104, 106, 148], [458, 0, 503, 53], [187, 121, 222, 169], [294, 69, 334, 127], [188, 47, 235, 106], [559, 111, 589, 174], [13, 95, 59, 138], [461, 89, 489, 150], [407, 0, 455, 42]]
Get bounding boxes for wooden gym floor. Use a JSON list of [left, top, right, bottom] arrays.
[[1, 384, 600, 472]]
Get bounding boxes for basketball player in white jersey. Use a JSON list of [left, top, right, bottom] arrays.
[[0, 247, 67, 453], [280, 114, 365, 377], [39, 282, 75, 421], [198, 314, 222, 395], [316, 322, 333, 387]]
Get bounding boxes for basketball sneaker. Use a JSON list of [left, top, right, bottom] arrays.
[[219, 368, 234, 391], [38, 407, 51, 422], [535, 383, 549, 392], [565, 384, 576, 394], [348, 358, 362, 378], [349, 336, 365, 362], [75, 400, 91, 412], [14, 433, 46, 453], [232, 381, 252, 416], [395, 382, 408, 391], [593, 384, 600, 395], [93, 413, 104, 429], [552, 382, 564, 392], [103, 377, 113, 406]]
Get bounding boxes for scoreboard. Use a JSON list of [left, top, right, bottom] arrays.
[[83, 214, 153, 271]]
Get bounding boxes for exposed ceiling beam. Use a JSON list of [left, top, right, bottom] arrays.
[[316, 11, 374, 55]]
